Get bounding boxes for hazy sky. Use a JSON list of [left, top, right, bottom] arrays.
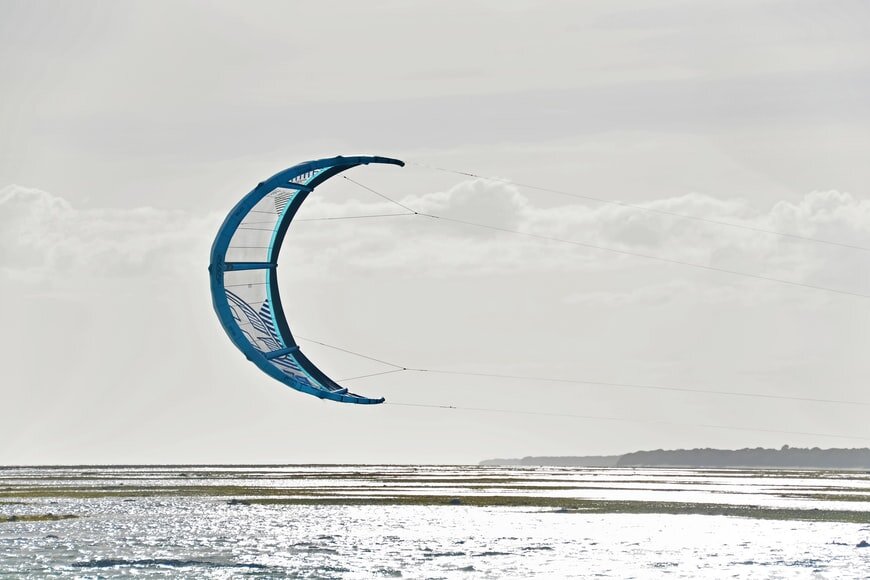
[[2, 0, 869, 464]]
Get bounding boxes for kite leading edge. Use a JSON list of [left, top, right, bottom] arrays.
[[208, 155, 405, 404]]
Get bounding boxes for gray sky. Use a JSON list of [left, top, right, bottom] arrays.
[[2, 0, 869, 464]]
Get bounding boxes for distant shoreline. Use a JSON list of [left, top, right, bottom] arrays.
[[480, 446, 870, 469]]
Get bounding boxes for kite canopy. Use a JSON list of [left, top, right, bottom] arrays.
[[208, 155, 404, 404]]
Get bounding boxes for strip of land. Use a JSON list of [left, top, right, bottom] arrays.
[[481, 446, 870, 469], [3, 464, 870, 525]]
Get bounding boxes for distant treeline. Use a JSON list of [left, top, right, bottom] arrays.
[[480, 446, 870, 469]]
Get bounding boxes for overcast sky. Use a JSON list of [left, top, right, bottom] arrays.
[[2, 0, 869, 464]]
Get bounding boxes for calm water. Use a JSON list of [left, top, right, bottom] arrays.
[[2, 465, 870, 578]]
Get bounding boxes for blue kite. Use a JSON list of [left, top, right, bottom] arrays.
[[208, 155, 404, 404]]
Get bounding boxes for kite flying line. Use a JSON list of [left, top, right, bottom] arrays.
[[207, 151, 867, 454], [296, 335, 870, 443], [387, 402, 870, 443], [310, 170, 867, 440], [340, 175, 870, 300], [409, 161, 870, 254], [298, 335, 870, 408]]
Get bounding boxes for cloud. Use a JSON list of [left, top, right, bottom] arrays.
[[0, 185, 218, 285], [292, 181, 870, 298], [561, 278, 833, 309], [3, 182, 869, 300], [2, 180, 868, 463]]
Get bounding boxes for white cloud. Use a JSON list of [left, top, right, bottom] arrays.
[[4, 182, 869, 299], [2, 181, 869, 463], [0, 185, 218, 285], [289, 180, 870, 300]]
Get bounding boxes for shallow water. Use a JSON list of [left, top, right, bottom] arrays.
[[2, 465, 870, 578]]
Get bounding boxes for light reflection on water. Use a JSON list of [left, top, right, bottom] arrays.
[[2, 465, 870, 578]]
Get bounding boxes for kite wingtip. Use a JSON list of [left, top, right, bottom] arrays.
[[366, 155, 405, 168]]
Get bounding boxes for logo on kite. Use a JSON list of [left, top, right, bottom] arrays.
[[208, 156, 404, 404]]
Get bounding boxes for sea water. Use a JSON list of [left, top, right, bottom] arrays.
[[1, 465, 869, 578]]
